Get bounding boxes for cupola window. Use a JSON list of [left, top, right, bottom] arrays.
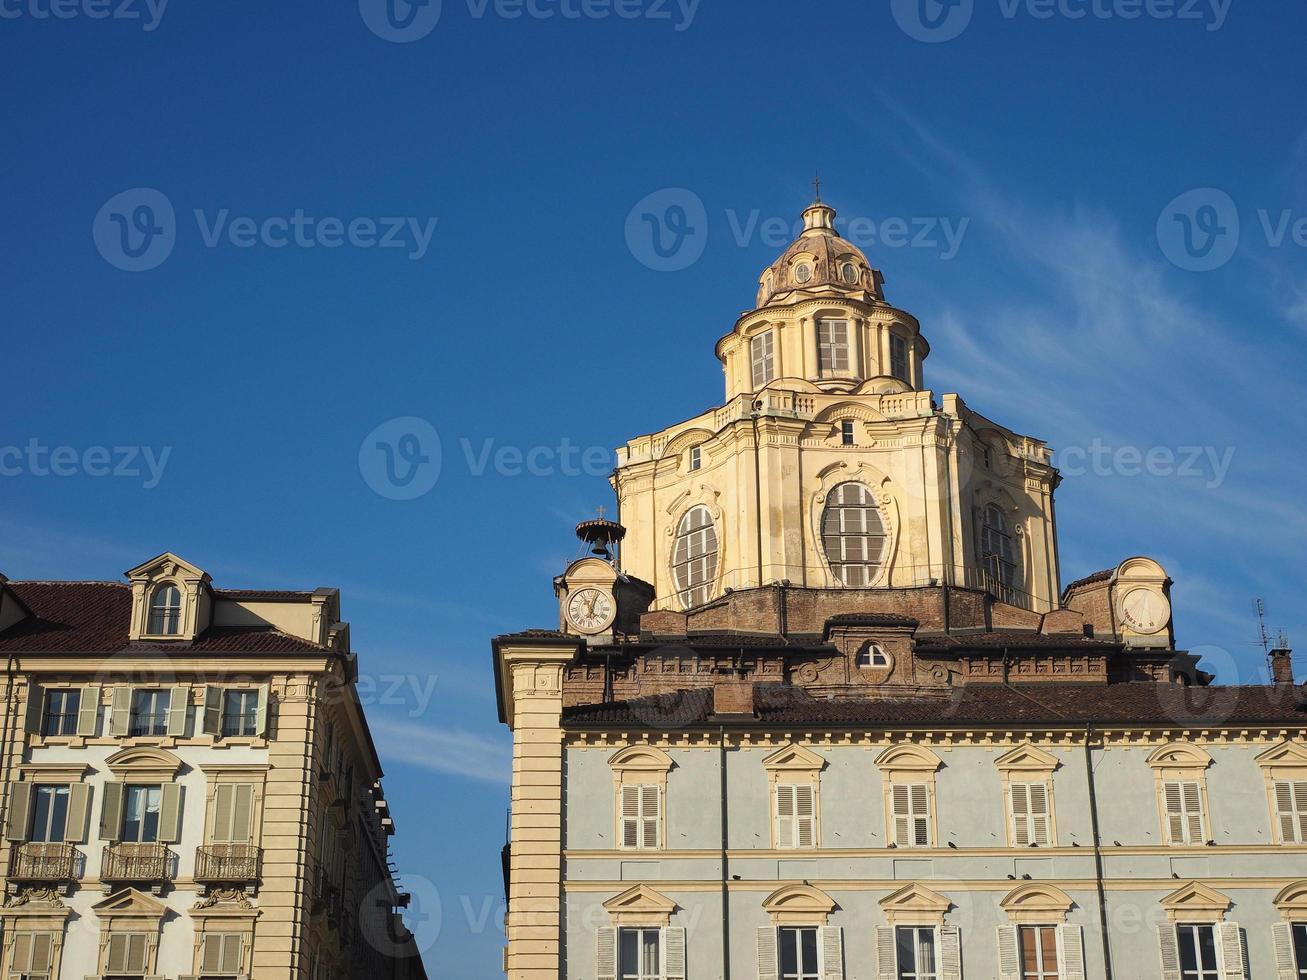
[[147, 584, 182, 635], [672, 506, 718, 609], [841, 261, 858, 285], [795, 262, 813, 284], [821, 483, 887, 587], [890, 334, 910, 382], [840, 420, 855, 446], [751, 331, 775, 390], [981, 504, 1018, 601], [816, 320, 849, 375], [689, 446, 702, 471]]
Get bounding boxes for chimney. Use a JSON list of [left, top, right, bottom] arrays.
[[1270, 648, 1295, 686], [713, 676, 756, 716]]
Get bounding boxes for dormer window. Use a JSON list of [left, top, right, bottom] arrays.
[[751, 331, 775, 390], [689, 446, 702, 472], [147, 585, 182, 635], [841, 261, 858, 285], [856, 643, 889, 668], [795, 262, 813, 284], [817, 320, 849, 375], [890, 334, 909, 382], [840, 420, 855, 446]]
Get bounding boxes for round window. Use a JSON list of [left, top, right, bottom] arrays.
[[795, 262, 813, 284], [841, 262, 859, 285]]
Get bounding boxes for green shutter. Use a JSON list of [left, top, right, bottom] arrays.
[[100, 782, 124, 842], [159, 783, 183, 843], [77, 685, 101, 736], [167, 685, 190, 736], [110, 687, 131, 737], [24, 683, 43, 734], [66, 783, 92, 843], [6, 782, 32, 841], [203, 686, 223, 736], [232, 784, 254, 844], [256, 682, 271, 737], [213, 784, 235, 843]]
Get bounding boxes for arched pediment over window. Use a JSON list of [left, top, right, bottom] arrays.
[[608, 745, 674, 774], [762, 884, 837, 924], [106, 746, 184, 779], [1000, 883, 1075, 924], [874, 744, 943, 773], [1147, 742, 1213, 770]]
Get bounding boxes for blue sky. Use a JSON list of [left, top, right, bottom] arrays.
[[3, 1, 1306, 975]]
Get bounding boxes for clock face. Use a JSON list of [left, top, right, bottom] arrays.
[[1121, 588, 1170, 635], [566, 587, 615, 634]]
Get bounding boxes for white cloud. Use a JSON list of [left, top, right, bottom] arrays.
[[370, 719, 512, 785]]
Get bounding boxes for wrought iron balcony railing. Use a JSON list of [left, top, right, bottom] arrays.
[[8, 842, 80, 885], [101, 842, 174, 887], [194, 844, 262, 886]]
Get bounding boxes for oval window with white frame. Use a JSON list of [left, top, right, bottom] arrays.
[[672, 505, 719, 609], [841, 261, 859, 284], [794, 262, 813, 284], [820, 482, 888, 587]]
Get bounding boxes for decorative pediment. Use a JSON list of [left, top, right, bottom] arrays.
[[602, 885, 677, 926], [125, 551, 209, 583], [1274, 880, 1307, 917], [106, 746, 184, 779], [1000, 883, 1074, 923], [1256, 740, 1307, 769], [762, 884, 837, 924], [0, 887, 71, 925], [1146, 742, 1212, 770], [93, 888, 168, 923], [608, 745, 674, 773], [879, 882, 952, 926], [875, 744, 943, 773], [661, 428, 715, 460], [995, 744, 1060, 773], [762, 743, 826, 773], [125, 551, 211, 642], [1159, 881, 1231, 922]]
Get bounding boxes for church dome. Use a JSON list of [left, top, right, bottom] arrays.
[[756, 199, 884, 309]]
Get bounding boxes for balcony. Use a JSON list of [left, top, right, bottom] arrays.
[[7, 842, 80, 894], [101, 842, 174, 894], [194, 844, 262, 895]]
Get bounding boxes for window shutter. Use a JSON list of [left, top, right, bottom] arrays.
[[167, 685, 190, 736], [1158, 925, 1181, 980], [110, 686, 132, 737], [596, 926, 617, 980], [1275, 781, 1306, 843], [159, 783, 183, 843], [100, 781, 124, 841], [875, 927, 896, 980], [1297, 782, 1307, 842], [621, 785, 640, 849], [776, 785, 796, 849], [30, 933, 52, 973], [1011, 783, 1031, 847], [6, 782, 32, 841], [1272, 922, 1297, 980], [203, 686, 223, 736], [232, 784, 254, 844], [910, 784, 930, 847], [996, 925, 1021, 980], [1182, 782, 1205, 843], [214, 784, 236, 843], [796, 783, 816, 848], [662, 927, 686, 980], [1216, 922, 1246, 980], [202, 934, 243, 973], [640, 785, 660, 850], [25, 683, 44, 733], [66, 783, 92, 843], [820, 926, 843, 980], [202, 934, 223, 972], [108, 933, 148, 973], [1057, 924, 1086, 980], [938, 925, 962, 980], [1163, 782, 1186, 843], [1028, 782, 1051, 846], [78, 684, 101, 736], [757, 927, 778, 980], [892, 784, 911, 847], [255, 682, 271, 737], [11, 934, 32, 972]]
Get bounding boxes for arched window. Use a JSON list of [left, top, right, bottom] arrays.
[[981, 504, 1018, 600], [672, 506, 718, 609], [821, 483, 887, 587], [147, 584, 182, 635]]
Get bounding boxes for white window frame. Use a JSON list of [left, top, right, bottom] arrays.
[[840, 420, 855, 446], [617, 927, 661, 980], [1163, 780, 1208, 845], [774, 783, 817, 850], [688, 445, 701, 472], [817, 319, 849, 375], [896, 924, 940, 980], [820, 482, 887, 588], [890, 333, 910, 382], [147, 583, 182, 635], [777, 925, 821, 980], [1175, 923, 1222, 980], [891, 783, 932, 848], [751, 330, 775, 390], [671, 505, 718, 610], [129, 689, 172, 738], [619, 783, 661, 851]]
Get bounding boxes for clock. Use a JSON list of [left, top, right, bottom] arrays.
[[566, 587, 616, 634], [1120, 587, 1170, 635]]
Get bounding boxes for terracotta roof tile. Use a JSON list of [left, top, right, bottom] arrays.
[[1063, 569, 1115, 592]]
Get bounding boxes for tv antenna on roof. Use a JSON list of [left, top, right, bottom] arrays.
[[1256, 598, 1271, 655]]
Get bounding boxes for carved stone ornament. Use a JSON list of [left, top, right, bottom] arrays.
[[192, 888, 255, 911], [4, 887, 67, 909]]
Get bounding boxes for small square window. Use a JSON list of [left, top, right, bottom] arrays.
[[840, 420, 855, 446]]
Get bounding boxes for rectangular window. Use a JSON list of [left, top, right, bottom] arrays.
[[1163, 780, 1206, 844], [105, 931, 149, 976], [817, 320, 849, 374], [10, 932, 53, 979], [618, 928, 660, 980], [122, 785, 163, 843], [1176, 924, 1220, 980], [689, 446, 702, 471], [29, 785, 70, 844], [221, 690, 260, 737], [200, 932, 244, 976], [891, 783, 931, 848], [1275, 780, 1307, 843], [840, 420, 855, 446], [779, 927, 820, 980], [129, 690, 171, 737], [751, 331, 775, 389], [41, 689, 80, 737], [619, 784, 659, 850], [1019, 925, 1059, 980], [1011, 782, 1052, 847], [775, 783, 816, 849], [1294, 923, 1307, 980], [211, 783, 255, 844], [896, 926, 938, 980], [890, 334, 910, 381]]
